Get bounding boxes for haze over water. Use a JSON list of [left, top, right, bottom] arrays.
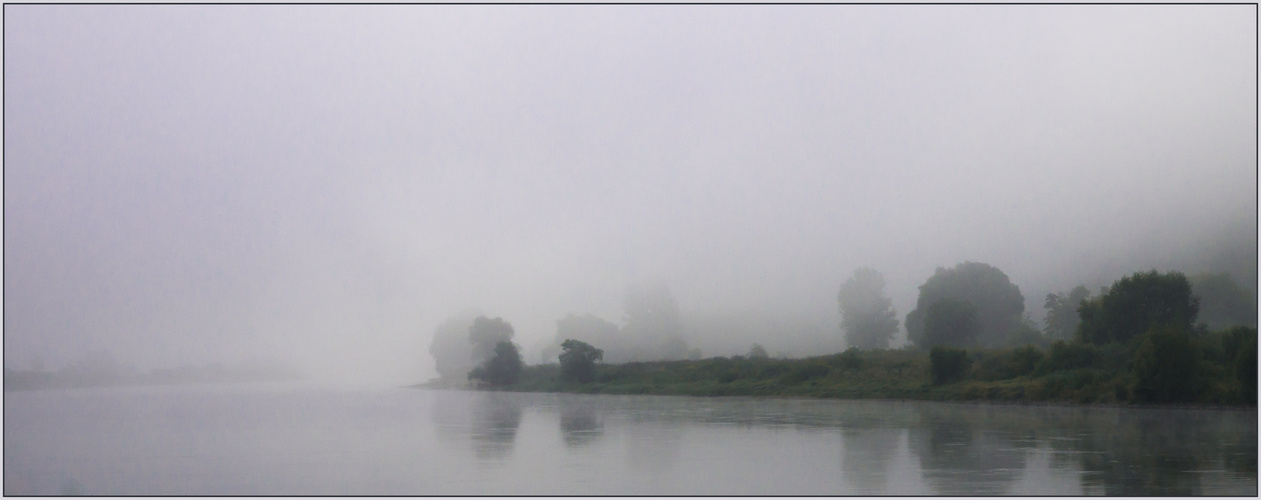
[[4, 384, 1255, 496]]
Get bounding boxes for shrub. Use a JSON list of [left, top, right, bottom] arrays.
[[784, 362, 831, 384], [837, 347, 864, 374], [930, 346, 971, 385], [1036, 340, 1099, 374], [1009, 345, 1044, 377]]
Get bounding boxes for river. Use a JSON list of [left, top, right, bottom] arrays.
[[4, 381, 1255, 495]]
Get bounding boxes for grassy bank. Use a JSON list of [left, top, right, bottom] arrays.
[[473, 334, 1256, 408]]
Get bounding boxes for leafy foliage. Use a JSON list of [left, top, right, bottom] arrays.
[[747, 343, 769, 359], [469, 340, 524, 387], [838, 268, 899, 349], [930, 346, 971, 385], [837, 346, 864, 374], [906, 262, 1025, 348], [1131, 326, 1201, 404], [1044, 285, 1091, 341], [1076, 270, 1199, 345], [1036, 340, 1100, 374], [1224, 326, 1257, 404], [922, 298, 979, 348], [559, 339, 604, 383], [975, 345, 1044, 381]]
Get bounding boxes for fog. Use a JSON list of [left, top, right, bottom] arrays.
[[5, 5, 1255, 384]]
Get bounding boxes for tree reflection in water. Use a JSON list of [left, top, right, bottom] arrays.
[[839, 426, 900, 494], [558, 396, 603, 447], [907, 405, 1029, 495], [901, 402, 1256, 496], [469, 393, 522, 461]]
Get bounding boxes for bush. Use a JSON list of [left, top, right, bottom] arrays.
[[974, 346, 1044, 381], [1131, 325, 1201, 404], [1036, 340, 1099, 374], [755, 363, 790, 380], [837, 347, 864, 374], [783, 362, 831, 384], [930, 346, 970, 385], [1009, 345, 1044, 377]]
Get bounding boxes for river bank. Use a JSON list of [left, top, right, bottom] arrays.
[[416, 345, 1257, 410]]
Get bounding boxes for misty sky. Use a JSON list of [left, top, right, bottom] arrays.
[[5, 5, 1256, 383]]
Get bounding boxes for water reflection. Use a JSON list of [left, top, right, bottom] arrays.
[[839, 427, 899, 494], [469, 394, 522, 461], [557, 397, 603, 447], [899, 402, 1257, 496], [907, 406, 1028, 495], [427, 390, 523, 463]]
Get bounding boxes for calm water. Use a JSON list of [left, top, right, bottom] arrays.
[[4, 382, 1256, 495]]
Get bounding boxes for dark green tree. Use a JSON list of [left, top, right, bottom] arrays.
[[559, 339, 604, 383], [469, 340, 523, 387], [1189, 272, 1257, 331], [1131, 325, 1201, 404], [838, 267, 900, 349], [922, 298, 980, 348], [1044, 285, 1092, 340], [469, 316, 515, 366], [1224, 326, 1257, 404], [906, 262, 1025, 348], [747, 343, 770, 359], [1076, 270, 1199, 345]]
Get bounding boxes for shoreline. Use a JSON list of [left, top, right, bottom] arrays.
[[407, 379, 1257, 412]]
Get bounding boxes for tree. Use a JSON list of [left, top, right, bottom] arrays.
[[1044, 285, 1092, 341], [905, 262, 1025, 349], [545, 314, 621, 363], [838, 267, 899, 349], [1223, 326, 1257, 404], [922, 298, 979, 348], [1131, 325, 1201, 404], [559, 339, 604, 383], [469, 316, 515, 366], [1189, 272, 1257, 331], [1076, 270, 1199, 345], [428, 311, 480, 381], [747, 343, 769, 359], [469, 340, 523, 387], [622, 283, 689, 361]]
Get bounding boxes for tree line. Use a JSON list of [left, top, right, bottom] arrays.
[[428, 262, 1256, 404]]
